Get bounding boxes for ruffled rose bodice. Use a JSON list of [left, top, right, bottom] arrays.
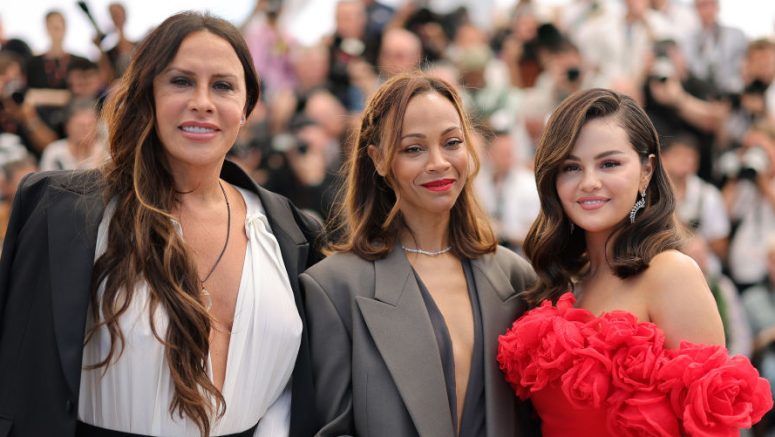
[[497, 293, 773, 436]]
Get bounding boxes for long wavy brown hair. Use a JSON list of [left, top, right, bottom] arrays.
[[330, 72, 496, 259], [86, 12, 260, 436], [522, 88, 681, 306]]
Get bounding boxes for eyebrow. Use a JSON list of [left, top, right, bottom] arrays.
[[162, 67, 239, 81], [565, 150, 626, 161], [400, 126, 461, 140]]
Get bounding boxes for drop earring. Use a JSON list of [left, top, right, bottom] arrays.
[[629, 190, 646, 224]]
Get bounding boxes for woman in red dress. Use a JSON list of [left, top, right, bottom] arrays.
[[498, 88, 772, 436]]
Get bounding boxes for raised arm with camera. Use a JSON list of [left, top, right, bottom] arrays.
[[646, 42, 724, 134]]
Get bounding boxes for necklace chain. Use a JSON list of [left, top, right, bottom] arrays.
[[200, 180, 230, 305], [400, 245, 452, 256]]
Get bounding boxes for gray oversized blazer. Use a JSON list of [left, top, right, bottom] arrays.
[[300, 244, 540, 437]]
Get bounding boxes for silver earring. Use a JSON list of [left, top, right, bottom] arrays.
[[629, 191, 646, 224], [570, 222, 575, 234], [240, 116, 246, 126]]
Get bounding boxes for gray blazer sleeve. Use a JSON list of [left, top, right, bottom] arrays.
[[300, 272, 355, 437]]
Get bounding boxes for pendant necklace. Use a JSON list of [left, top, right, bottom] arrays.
[[200, 180, 231, 310]]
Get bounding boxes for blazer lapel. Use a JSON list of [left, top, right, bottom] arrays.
[[471, 255, 523, 437], [47, 173, 105, 398], [356, 247, 455, 437], [221, 160, 309, 282]]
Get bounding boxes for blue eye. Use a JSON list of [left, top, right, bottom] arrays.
[[171, 76, 191, 87], [214, 81, 234, 91]]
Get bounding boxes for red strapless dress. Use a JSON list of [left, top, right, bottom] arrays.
[[498, 293, 773, 436]]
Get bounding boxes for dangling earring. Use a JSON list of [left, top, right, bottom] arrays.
[[570, 222, 575, 234], [629, 190, 646, 224]]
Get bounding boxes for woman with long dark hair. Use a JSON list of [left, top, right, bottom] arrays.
[[498, 88, 772, 436], [301, 72, 539, 437], [0, 12, 322, 437]]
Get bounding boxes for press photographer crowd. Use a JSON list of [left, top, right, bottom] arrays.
[[0, 0, 775, 430]]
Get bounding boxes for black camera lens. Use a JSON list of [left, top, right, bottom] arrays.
[[566, 67, 580, 82], [10, 89, 26, 105]]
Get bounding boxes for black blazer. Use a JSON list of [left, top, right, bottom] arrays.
[[0, 160, 323, 436]]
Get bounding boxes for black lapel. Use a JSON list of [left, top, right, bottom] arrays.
[[47, 171, 105, 398], [219, 160, 309, 285]]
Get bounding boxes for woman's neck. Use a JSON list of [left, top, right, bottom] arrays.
[[399, 211, 451, 251], [170, 165, 226, 211], [46, 44, 65, 58], [584, 230, 615, 279]]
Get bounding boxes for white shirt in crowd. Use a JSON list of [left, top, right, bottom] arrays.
[[39, 138, 107, 172], [475, 165, 540, 249]]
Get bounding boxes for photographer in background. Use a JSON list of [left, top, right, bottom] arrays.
[[325, 0, 371, 112], [662, 136, 730, 266], [521, 37, 589, 143], [475, 130, 539, 254], [723, 77, 772, 151], [721, 120, 775, 290], [644, 38, 725, 181], [742, 39, 775, 119], [38, 98, 105, 171], [264, 115, 340, 223], [96, 2, 136, 84], [0, 52, 59, 156]]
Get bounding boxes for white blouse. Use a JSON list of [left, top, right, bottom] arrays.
[[78, 187, 302, 436]]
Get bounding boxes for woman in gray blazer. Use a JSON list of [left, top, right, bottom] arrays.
[[301, 72, 539, 437]]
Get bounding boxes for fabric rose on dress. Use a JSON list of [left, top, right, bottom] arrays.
[[658, 342, 729, 415], [560, 346, 612, 409], [680, 355, 773, 437], [589, 311, 640, 350], [606, 390, 680, 437], [610, 319, 667, 392], [498, 293, 586, 397], [498, 299, 560, 397]]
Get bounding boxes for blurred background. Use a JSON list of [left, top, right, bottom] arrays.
[[2, 0, 773, 56], [2, 3, 775, 431]]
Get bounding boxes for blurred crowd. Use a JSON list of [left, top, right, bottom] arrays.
[[2, 0, 775, 427]]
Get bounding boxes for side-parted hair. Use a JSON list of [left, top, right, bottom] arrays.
[[522, 88, 680, 306], [90, 11, 259, 436], [331, 71, 496, 259]]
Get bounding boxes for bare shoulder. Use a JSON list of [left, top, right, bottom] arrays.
[[642, 250, 725, 348], [643, 250, 703, 284]]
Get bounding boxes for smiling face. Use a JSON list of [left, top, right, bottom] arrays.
[[372, 91, 469, 222], [152, 30, 246, 175], [555, 116, 653, 239]]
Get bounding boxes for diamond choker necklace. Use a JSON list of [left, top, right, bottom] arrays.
[[400, 245, 452, 256]]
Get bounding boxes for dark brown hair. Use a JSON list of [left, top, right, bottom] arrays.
[[88, 11, 259, 436], [330, 71, 496, 259], [522, 88, 680, 306]]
